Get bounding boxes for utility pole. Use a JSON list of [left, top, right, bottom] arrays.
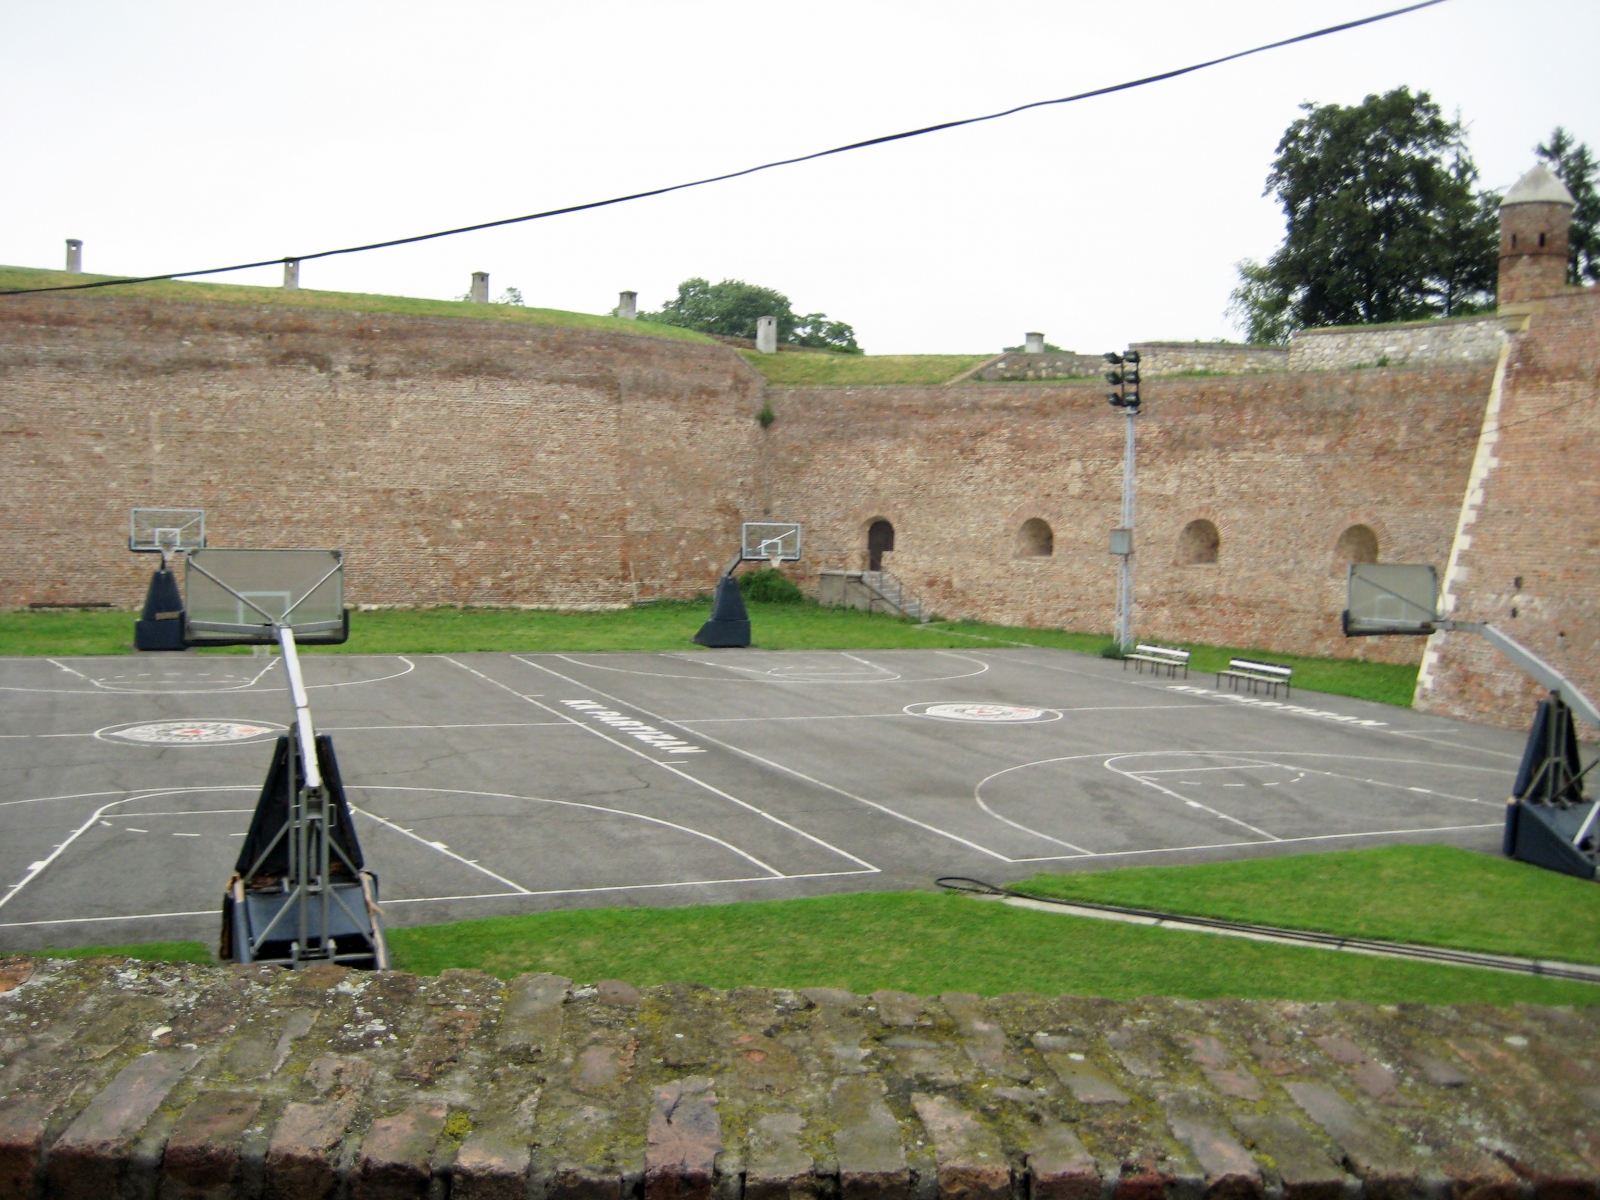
[[1104, 349, 1142, 650]]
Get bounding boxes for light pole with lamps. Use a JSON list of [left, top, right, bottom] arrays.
[[1104, 349, 1141, 650]]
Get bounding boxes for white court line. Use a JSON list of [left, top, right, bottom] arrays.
[[515, 656, 1013, 863], [379, 867, 878, 905], [0, 909, 217, 930], [0, 657, 415, 696], [357, 785, 789, 879], [455, 657, 878, 874], [971, 645, 1525, 754], [349, 805, 533, 894], [549, 650, 991, 686], [322, 721, 571, 732], [1180, 753, 1496, 807], [105, 809, 253, 817], [676, 702, 1215, 725], [1107, 755, 1280, 841], [0, 865, 886, 929], [1005, 822, 1502, 863], [0, 786, 257, 915]]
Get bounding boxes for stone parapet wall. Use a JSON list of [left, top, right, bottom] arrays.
[[968, 343, 1286, 383], [967, 352, 1106, 382], [1131, 342, 1289, 376], [1, 956, 1596, 1200], [1287, 316, 1516, 372]]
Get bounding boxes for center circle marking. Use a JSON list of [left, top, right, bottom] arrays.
[[97, 720, 283, 746], [905, 702, 1061, 724]]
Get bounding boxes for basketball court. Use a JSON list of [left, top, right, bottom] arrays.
[[0, 641, 1527, 950]]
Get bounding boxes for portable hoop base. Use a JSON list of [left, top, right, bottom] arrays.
[[134, 568, 187, 651], [1502, 693, 1599, 881], [692, 574, 751, 647], [220, 732, 388, 969]]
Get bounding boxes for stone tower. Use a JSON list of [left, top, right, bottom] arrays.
[[1498, 162, 1575, 306]]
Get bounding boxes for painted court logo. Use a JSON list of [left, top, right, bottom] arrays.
[[561, 700, 706, 754], [905, 702, 1061, 723], [98, 720, 281, 746]]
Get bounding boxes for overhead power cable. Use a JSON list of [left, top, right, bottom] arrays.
[[1, 0, 1448, 298]]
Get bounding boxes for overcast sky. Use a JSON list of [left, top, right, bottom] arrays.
[[2, 1, 1595, 355]]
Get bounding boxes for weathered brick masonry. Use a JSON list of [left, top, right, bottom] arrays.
[[1, 956, 1597, 1200], [1415, 287, 1600, 726], [0, 296, 766, 609], [758, 366, 1487, 661], [2, 195, 1597, 727]]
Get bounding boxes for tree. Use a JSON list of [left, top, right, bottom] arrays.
[[1228, 88, 1499, 343], [1536, 127, 1600, 286], [645, 278, 860, 352]]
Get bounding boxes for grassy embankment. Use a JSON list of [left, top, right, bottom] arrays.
[[738, 350, 991, 385], [0, 266, 715, 344], [0, 602, 1418, 706], [32, 846, 1598, 1004]]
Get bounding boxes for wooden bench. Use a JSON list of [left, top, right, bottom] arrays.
[[1123, 643, 1190, 678], [1217, 658, 1293, 698]]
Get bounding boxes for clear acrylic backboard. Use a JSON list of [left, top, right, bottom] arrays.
[[130, 508, 205, 555], [1343, 563, 1440, 635], [741, 522, 802, 563], [184, 549, 346, 643]]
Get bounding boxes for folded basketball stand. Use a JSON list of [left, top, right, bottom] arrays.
[[693, 522, 802, 648], [1343, 563, 1598, 881], [128, 508, 206, 651], [179, 547, 387, 968]]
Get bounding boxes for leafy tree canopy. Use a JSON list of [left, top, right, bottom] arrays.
[[644, 278, 861, 353], [1536, 127, 1600, 286], [1228, 87, 1498, 344]]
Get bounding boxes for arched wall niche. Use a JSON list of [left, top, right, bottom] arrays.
[[1335, 523, 1380, 565], [1015, 518, 1054, 558], [1176, 518, 1220, 565]]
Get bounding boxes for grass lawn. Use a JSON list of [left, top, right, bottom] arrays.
[[740, 351, 991, 385], [1016, 844, 1600, 966], [0, 603, 1419, 706], [0, 266, 713, 345], [25, 889, 1595, 1005]]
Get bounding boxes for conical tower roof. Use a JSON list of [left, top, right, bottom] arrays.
[[1501, 162, 1575, 207]]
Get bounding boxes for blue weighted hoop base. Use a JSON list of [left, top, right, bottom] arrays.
[[692, 574, 751, 648]]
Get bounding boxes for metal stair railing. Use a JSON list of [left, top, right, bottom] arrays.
[[862, 570, 931, 623]]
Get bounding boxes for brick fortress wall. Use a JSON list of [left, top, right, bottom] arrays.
[[1415, 287, 1600, 727], [7, 275, 1596, 729], [0, 295, 766, 610], [758, 367, 1488, 662], [0, 291, 1492, 666]]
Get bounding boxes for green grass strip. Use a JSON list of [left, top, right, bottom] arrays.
[[0, 604, 1419, 706], [0, 266, 714, 344], [27, 890, 1590, 1004], [740, 351, 990, 385], [1016, 845, 1600, 967]]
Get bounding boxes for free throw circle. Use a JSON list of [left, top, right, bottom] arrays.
[[905, 702, 1061, 723], [97, 719, 283, 746]]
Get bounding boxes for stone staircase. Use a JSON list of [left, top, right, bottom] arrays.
[[861, 569, 932, 622]]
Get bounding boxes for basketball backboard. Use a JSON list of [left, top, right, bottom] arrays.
[[741, 522, 802, 564], [184, 549, 348, 644], [130, 508, 205, 555], [1342, 563, 1440, 635]]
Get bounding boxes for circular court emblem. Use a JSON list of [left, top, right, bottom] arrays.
[[905, 702, 1061, 724], [97, 720, 282, 746]]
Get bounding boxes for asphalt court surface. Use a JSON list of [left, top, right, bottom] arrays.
[[0, 645, 1527, 949]]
